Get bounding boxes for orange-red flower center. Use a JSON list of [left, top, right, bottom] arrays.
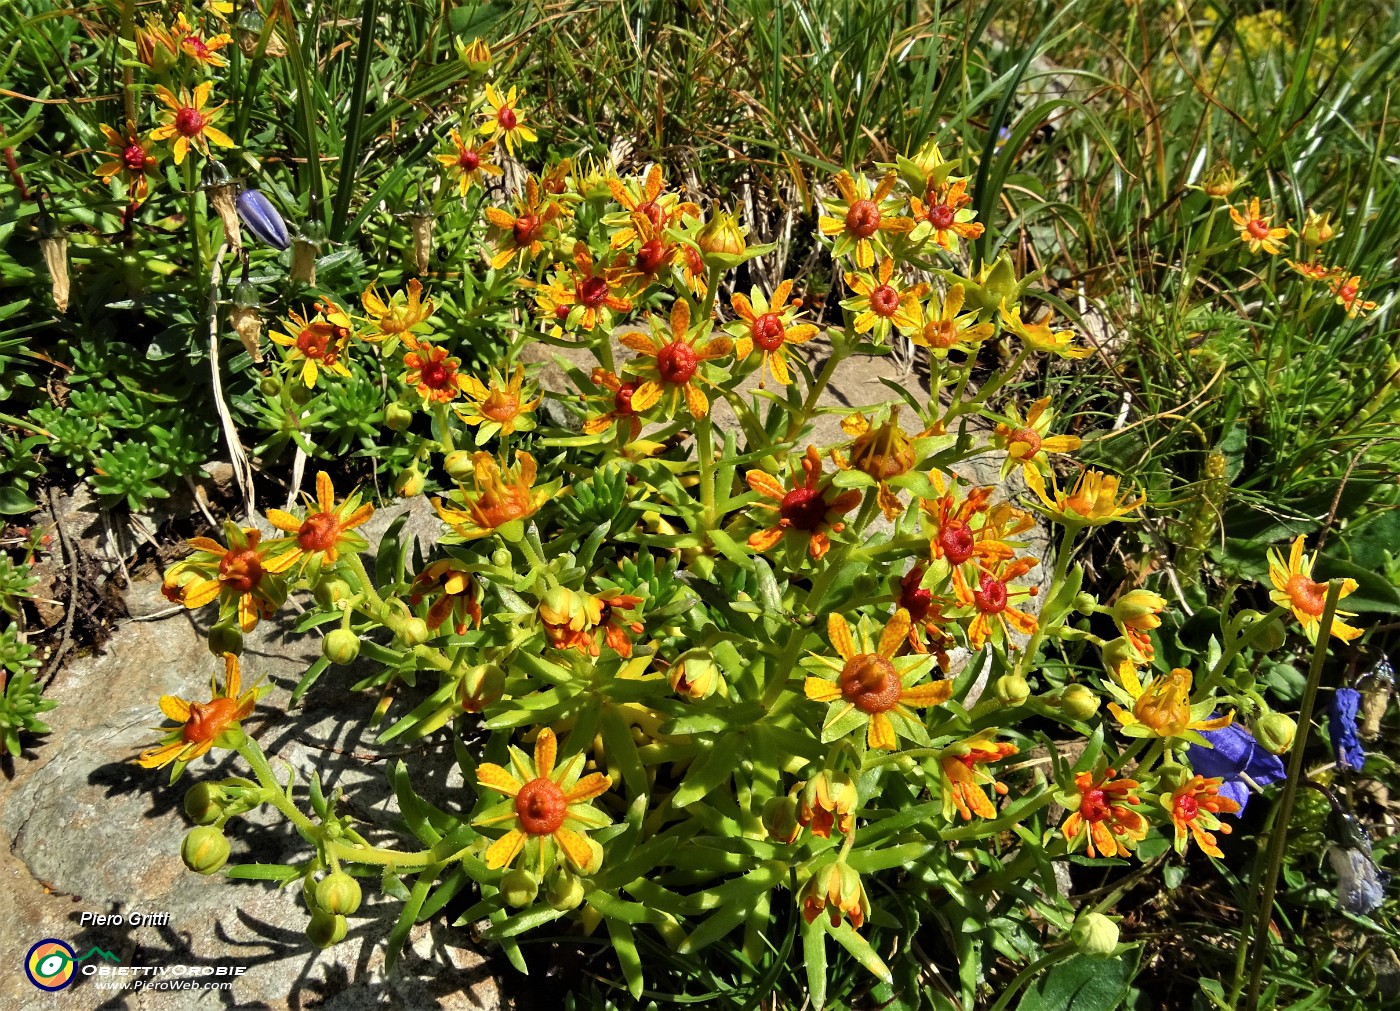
[[296, 327, 330, 360], [183, 35, 211, 58], [939, 521, 975, 565], [845, 199, 881, 238], [496, 105, 518, 130], [657, 341, 698, 384], [1246, 219, 1271, 239], [421, 359, 451, 389], [218, 548, 263, 594], [870, 285, 900, 317], [684, 245, 704, 274], [613, 381, 638, 415], [838, 654, 902, 713], [458, 148, 480, 171], [579, 275, 609, 308], [1285, 573, 1326, 616], [297, 512, 340, 553], [515, 777, 566, 835], [123, 143, 149, 171], [752, 313, 786, 351], [923, 319, 959, 349], [900, 569, 934, 622], [1079, 786, 1110, 823], [1338, 284, 1358, 301], [973, 576, 1008, 614], [636, 238, 666, 275], [929, 203, 955, 230], [512, 214, 540, 247], [183, 697, 239, 744], [779, 486, 827, 531], [174, 106, 206, 136], [1174, 793, 1199, 822], [481, 390, 520, 422], [1010, 427, 1042, 454], [635, 199, 666, 230]]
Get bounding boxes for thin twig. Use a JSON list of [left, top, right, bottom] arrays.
[[206, 241, 257, 521], [41, 486, 78, 688], [1314, 438, 1381, 554]]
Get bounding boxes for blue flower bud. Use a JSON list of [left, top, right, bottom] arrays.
[[1329, 687, 1365, 772], [236, 189, 290, 249]]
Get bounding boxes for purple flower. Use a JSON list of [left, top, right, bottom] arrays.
[[236, 189, 289, 250], [1330, 687, 1365, 772], [1186, 722, 1287, 813]]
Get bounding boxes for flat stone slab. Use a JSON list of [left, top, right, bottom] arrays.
[[0, 579, 499, 1011]]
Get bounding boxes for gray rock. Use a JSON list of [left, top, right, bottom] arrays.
[[0, 578, 498, 1011]]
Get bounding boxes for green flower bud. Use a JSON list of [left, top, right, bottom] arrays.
[[312, 576, 354, 609], [1255, 712, 1296, 754], [983, 254, 1019, 307], [669, 650, 722, 700], [545, 868, 586, 911], [288, 380, 315, 406], [306, 911, 348, 949], [994, 674, 1031, 707], [1252, 617, 1287, 653], [1070, 911, 1119, 956], [458, 663, 505, 713], [444, 450, 476, 482], [1057, 684, 1101, 721], [394, 466, 425, 498], [323, 628, 361, 665], [183, 782, 227, 826], [1073, 591, 1099, 616], [315, 871, 362, 916], [1110, 589, 1166, 631], [258, 375, 282, 397], [385, 401, 414, 432], [500, 868, 539, 908], [181, 826, 230, 875], [762, 794, 803, 844], [491, 547, 513, 569], [696, 209, 747, 268], [207, 621, 244, 658], [397, 616, 430, 647]]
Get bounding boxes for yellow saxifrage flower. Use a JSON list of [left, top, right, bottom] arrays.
[[992, 396, 1082, 484], [434, 451, 556, 540], [95, 121, 158, 202], [136, 653, 266, 779], [1161, 775, 1239, 858], [1327, 274, 1378, 319], [818, 170, 911, 269], [1104, 664, 1233, 743], [161, 522, 292, 631], [265, 471, 374, 578], [725, 279, 818, 386], [457, 364, 541, 443], [619, 298, 732, 419], [839, 258, 925, 344], [604, 163, 699, 249], [909, 284, 995, 358], [939, 731, 1018, 821], [1026, 467, 1144, 528], [1000, 303, 1092, 359], [150, 82, 234, 165], [361, 279, 434, 343], [909, 177, 984, 251], [478, 83, 538, 155], [1267, 535, 1361, 643], [484, 177, 564, 271], [803, 611, 952, 751], [474, 727, 612, 878], [437, 129, 503, 197], [269, 303, 354, 388], [1229, 197, 1289, 255]]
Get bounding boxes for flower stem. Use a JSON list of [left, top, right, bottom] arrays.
[[237, 737, 317, 837], [1239, 580, 1343, 1011], [787, 329, 852, 442], [184, 156, 204, 289], [697, 418, 717, 533], [1015, 522, 1079, 678]]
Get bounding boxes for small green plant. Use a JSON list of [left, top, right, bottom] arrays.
[[0, 628, 52, 757]]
